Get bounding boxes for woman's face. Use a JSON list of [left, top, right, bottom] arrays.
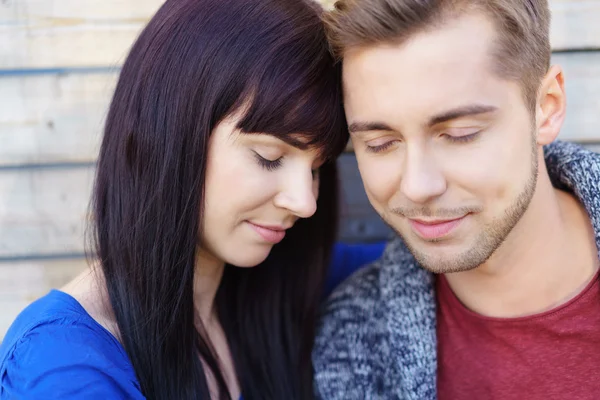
[[200, 114, 323, 267]]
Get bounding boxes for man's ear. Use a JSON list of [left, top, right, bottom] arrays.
[[535, 65, 566, 145]]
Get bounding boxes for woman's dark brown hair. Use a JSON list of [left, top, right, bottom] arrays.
[[89, 0, 348, 398]]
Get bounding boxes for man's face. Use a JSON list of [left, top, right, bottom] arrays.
[[343, 12, 539, 273]]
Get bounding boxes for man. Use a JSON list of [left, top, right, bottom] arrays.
[[313, 1, 600, 399]]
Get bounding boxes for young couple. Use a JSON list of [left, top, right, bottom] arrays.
[[1, 0, 599, 399]]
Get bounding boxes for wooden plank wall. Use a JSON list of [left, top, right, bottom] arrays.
[[0, 0, 165, 339], [1, 0, 600, 339]]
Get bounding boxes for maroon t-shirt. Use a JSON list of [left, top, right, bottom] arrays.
[[436, 271, 600, 400]]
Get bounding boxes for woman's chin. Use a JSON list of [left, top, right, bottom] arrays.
[[226, 247, 272, 268]]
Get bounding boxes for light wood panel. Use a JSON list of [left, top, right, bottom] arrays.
[[550, 0, 600, 50], [554, 53, 600, 143], [0, 0, 164, 69], [0, 166, 94, 257], [0, 72, 115, 165]]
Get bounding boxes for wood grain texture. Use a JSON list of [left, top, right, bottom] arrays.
[[0, 0, 164, 69], [550, 0, 600, 50], [0, 166, 94, 257], [0, 72, 115, 165], [554, 52, 600, 143]]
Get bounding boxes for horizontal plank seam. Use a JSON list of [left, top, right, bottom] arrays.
[[1, 48, 599, 77], [0, 66, 120, 77], [552, 47, 600, 54], [0, 161, 96, 171], [0, 252, 87, 263]]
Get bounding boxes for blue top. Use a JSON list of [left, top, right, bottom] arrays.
[[0, 242, 385, 398], [0, 290, 142, 399]]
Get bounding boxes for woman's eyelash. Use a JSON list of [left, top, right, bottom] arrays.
[[255, 152, 282, 171]]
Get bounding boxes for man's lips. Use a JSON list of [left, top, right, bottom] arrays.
[[408, 216, 466, 240]]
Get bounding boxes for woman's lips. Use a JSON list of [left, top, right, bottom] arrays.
[[247, 222, 287, 244]]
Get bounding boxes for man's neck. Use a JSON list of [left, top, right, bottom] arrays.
[[444, 170, 599, 318]]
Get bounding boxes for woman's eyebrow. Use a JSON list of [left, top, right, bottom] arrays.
[[246, 132, 311, 150]]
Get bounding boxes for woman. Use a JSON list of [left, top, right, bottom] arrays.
[[0, 0, 373, 398]]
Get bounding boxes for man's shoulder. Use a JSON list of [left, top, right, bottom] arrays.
[[545, 141, 600, 243], [312, 251, 389, 399], [315, 260, 385, 357], [544, 140, 600, 165], [545, 141, 600, 194], [313, 238, 435, 400]]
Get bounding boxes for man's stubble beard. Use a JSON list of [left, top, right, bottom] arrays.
[[380, 135, 539, 274]]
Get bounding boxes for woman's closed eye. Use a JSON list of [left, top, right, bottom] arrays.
[[254, 146, 322, 179], [254, 151, 283, 171]]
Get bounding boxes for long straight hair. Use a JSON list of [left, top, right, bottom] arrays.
[[89, 0, 348, 398]]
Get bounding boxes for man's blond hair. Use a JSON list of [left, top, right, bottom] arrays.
[[324, 0, 551, 111]]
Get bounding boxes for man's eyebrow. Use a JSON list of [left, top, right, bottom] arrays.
[[347, 105, 497, 134], [427, 104, 498, 127], [348, 121, 395, 134]]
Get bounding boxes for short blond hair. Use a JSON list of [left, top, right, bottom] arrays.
[[324, 0, 551, 111]]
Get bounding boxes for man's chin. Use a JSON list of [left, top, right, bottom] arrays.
[[403, 239, 487, 274], [384, 218, 493, 273], [418, 258, 482, 275]]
